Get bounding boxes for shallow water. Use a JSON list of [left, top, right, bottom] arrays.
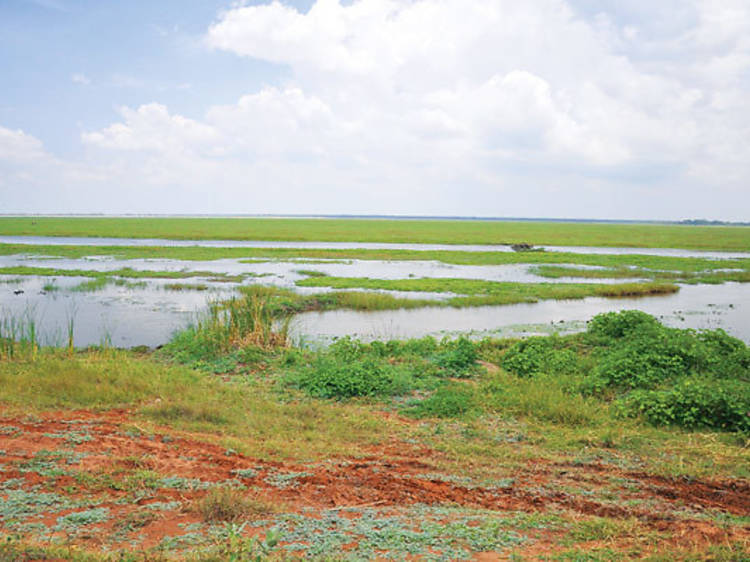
[[0, 254, 634, 286], [1, 240, 749, 348], [2, 276, 748, 347], [289, 283, 750, 345], [2, 235, 748, 259], [0, 277, 228, 348]]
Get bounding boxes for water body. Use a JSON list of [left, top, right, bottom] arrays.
[[1, 239, 748, 347], [0, 276, 225, 348], [290, 283, 750, 345], [2, 236, 748, 259], [0, 254, 634, 286]]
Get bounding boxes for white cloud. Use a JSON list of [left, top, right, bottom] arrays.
[[5, 0, 750, 218], [82, 103, 219, 152], [0, 126, 47, 162]]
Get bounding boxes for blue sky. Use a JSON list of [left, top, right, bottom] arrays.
[[0, 0, 304, 155], [1, 0, 749, 220]]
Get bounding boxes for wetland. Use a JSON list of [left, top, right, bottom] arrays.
[[0, 218, 748, 560]]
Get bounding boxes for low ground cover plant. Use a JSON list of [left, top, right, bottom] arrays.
[[499, 310, 750, 432], [158, 305, 749, 432]]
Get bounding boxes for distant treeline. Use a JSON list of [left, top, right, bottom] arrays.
[[679, 219, 750, 226]]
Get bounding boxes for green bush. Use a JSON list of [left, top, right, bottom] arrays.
[[501, 337, 580, 378], [585, 322, 748, 392], [588, 344, 686, 390], [433, 337, 478, 376], [623, 378, 750, 431], [586, 310, 660, 340], [285, 355, 415, 399]]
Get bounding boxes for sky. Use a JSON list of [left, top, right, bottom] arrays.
[[0, 0, 749, 220]]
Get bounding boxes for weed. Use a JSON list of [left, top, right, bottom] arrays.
[[54, 508, 110, 532], [406, 384, 478, 419], [193, 487, 278, 523]]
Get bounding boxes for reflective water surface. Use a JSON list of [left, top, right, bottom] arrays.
[[1, 238, 748, 348], [2, 235, 749, 259], [290, 283, 750, 345]]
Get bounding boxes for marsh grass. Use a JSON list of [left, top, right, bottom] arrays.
[[41, 280, 59, 292], [165, 293, 290, 367], [295, 276, 679, 305], [532, 264, 750, 284], [238, 285, 435, 313], [0, 310, 39, 360], [2, 242, 749, 274], [0, 265, 243, 283], [163, 282, 210, 291], [2, 216, 748, 251]]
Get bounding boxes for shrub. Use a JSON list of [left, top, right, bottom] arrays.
[[622, 378, 750, 432], [286, 355, 415, 399], [589, 344, 686, 390], [433, 337, 478, 376], [501, 337, 580, 378], [586, 310, 660, 341], [586, 322, 749, 391]]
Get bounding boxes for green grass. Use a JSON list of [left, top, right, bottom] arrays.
[[0, 349, 401, 461], [295, 275, 680, 305], [2, 243, 748, 273], [238, 285, 437, 313], [531, 264, 750, 284], [0, 265, 243, 283], [163, 282, 210, 291], [1, 217, 749, 250]]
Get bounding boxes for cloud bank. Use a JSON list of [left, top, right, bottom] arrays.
[[2, 0, 749, 219]]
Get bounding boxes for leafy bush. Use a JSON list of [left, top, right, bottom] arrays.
[[586, 310, 660, 341], [496, 311, 750, 432], [588, 343, 686, 390], [501, 337, 580, 378], [286, 354, 416, 399], [623, 378, 750, 431], [433, 337, 478, 376]]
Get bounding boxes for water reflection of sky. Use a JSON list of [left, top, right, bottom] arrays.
[[0, 240, 748, 348]]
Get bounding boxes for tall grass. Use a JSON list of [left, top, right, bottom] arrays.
[[0, 309, 39, 360], [164, 292, 290, 364]]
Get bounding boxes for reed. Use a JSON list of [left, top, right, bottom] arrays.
[[164, 292, 290, 365], [0, 309, 39, 360]]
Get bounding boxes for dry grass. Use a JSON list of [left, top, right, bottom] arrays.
[[193, 487, 282, 523]]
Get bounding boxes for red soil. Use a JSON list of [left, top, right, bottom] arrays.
[[0, 408, 747, 557]]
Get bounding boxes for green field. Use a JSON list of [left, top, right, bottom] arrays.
[[1, 216, 749, 250]]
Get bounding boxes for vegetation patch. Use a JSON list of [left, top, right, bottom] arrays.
[[193, 487, 278, 523], [295, 275, 680, 305], [2, 216, 748, 251], [498, 310, 750, 432]]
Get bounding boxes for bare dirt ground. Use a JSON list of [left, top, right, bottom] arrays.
[[1, 409, 748, 559]]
